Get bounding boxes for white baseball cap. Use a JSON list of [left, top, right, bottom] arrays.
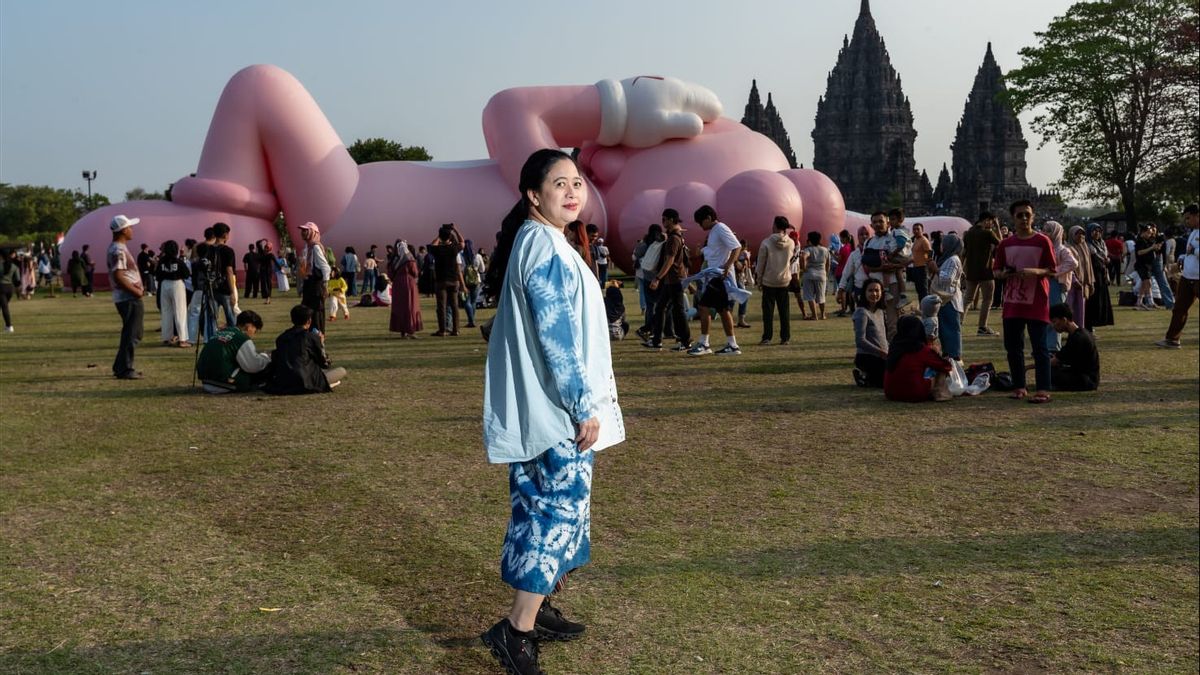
[[110, 215, 140, 232]]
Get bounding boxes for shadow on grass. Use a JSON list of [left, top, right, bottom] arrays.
[[0, 628, 436, 674], [604, 526, 1199, 580]]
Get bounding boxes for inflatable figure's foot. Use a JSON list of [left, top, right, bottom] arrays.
[[61, 200, 279, 288]]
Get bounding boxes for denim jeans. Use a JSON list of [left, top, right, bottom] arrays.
[[215, 293, 236, 327], [1046, 279, 1067, 352], [1152, 259, 1175, 308], [464, 285, 478, 325], [650, 281, 690, 346], [187, 290, 217, 342], [1003, 317, 1051, 392], [938, 303, 962, 359], [362, 269, 377, 296]]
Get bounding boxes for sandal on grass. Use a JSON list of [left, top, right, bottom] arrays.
[[1008, 388, 1028, 400], [1028, 393, 1052, 404]]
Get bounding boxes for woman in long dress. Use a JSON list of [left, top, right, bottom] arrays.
[[479, 149, 624, 675], [387, 239, 422, 338], [1083, 223, 1114, 330]]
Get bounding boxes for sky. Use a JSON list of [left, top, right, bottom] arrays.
[[1, 0, 1075, 203]]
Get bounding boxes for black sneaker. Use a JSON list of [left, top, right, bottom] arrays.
[[714, 345, 741, 356], [535, 598, 586, 642], [852, 368, 866, 387], [641, 340, 663, 351], [481, 619, 544, 675], [671, 342, 692, 352]]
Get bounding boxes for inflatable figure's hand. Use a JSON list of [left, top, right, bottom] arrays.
[[595, 76, 722, 148]]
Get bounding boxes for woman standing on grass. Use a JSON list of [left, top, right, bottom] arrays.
[[927, 231, 965, 363], [480, 149, 624, 675], [1083, 223, 1114, 330], [388, 240, 421, 338]]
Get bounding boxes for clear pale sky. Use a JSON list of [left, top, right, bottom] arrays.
[[0, 0, 1074, 202]]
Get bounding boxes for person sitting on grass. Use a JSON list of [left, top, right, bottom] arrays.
[[884, 314, 953, 403], [852, 278, 888, 388], [196, 310, 272, 394], [264, 305, 346, 395], [1033, 303, 1100, 392]]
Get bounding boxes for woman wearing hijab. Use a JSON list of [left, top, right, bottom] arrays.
[[480, 149, 624, 675], [884, 314, 953, 402], [1041, 221, 1077, 353], [1083, 223, 1115, 330], [1067, 225, 1093, 330], [927, 231, 965, 362], [388, 239, 422, 338]]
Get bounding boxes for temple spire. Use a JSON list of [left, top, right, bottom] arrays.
[[860, 0, 870, 17]]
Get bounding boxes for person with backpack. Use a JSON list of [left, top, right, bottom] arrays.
[[463, 238, 483, 328], [633, 223, 666, 340], [642, 209, 693, 351]]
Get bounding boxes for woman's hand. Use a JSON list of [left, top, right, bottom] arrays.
[[575, 417, 600, 453]]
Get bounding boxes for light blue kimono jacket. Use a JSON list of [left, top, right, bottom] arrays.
[[484, 220, 625, 464]]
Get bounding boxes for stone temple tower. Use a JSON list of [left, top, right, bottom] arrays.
[[949, 43, 1036, 219], [741, 80, 799, 169], [812, 0, 923, 212]]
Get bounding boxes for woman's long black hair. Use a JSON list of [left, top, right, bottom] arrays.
[[483, 148, 577, 298], [886, 314, 930, 372]]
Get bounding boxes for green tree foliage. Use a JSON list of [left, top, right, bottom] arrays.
[[0, 184, 81, 238], [1006, 0, 1200, 231], [346, 137, 432, 164]]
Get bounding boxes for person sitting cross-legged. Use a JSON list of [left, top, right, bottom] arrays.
[[196, 310, 273, 393], [1037, 303, 1100, 392], [263, 304, 347, 395]]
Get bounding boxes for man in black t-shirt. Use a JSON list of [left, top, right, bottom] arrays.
[[428, 223, 464, 336], [1046, 303, 1099, 391], [136, 243, 157, 296], [211, 222, 238, 327], [242, 244, 260, 298]]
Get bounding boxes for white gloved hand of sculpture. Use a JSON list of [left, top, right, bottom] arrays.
[[595, 76, 722, 148]]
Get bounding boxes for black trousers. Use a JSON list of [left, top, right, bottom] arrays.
[[854, 353, 885, 387], [909, 267, 928, 301], [1050, 366, 1097, 391], [650, 280, 690, 346], [113, 298, 144, 377], [760, 285, 791, 342], [0, 282, 13, 327]]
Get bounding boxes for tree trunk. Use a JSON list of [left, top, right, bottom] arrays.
[[1120, 185, 1138, 233]]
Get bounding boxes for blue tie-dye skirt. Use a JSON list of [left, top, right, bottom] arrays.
[[500, 440, 594, 595]]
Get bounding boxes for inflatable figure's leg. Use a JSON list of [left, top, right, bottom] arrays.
[[173, 64, 360, 239], [63, 66, 362, 284]]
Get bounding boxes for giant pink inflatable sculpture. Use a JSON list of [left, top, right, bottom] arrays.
[[63, 65, 849, 283]]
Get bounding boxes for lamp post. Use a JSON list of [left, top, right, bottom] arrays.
[[81, 170, 97, 211]]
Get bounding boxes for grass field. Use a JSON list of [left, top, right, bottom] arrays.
[[1, 284, 1196, 674]]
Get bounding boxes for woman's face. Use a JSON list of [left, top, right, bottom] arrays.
[[529, 159, 586, 229], [1072, 230, 1085, 244], [1091, 228, 1102, 240], [865, 283, 883, 306]]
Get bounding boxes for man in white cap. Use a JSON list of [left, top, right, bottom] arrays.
[[297, 222, 331, 334], [108, 215, 146, 379]]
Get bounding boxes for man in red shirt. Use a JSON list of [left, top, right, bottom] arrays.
[[993, 200, 1057, 403], [1104, 231, 1126, 287]]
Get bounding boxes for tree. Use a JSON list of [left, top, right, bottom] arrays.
[[74, 190, 111, 214], [125, 187, 166, 201], [1006, 0, 1200, 231], [0, 184, 80, 238], [346, 137, 432, 164]]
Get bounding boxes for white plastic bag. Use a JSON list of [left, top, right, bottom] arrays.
[[962, 372, 991, 396], [947, 360, 968, 396]]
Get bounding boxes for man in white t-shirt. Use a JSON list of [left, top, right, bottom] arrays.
[[687, 205, 743, 356], [1158, 203, 1200, 348]]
